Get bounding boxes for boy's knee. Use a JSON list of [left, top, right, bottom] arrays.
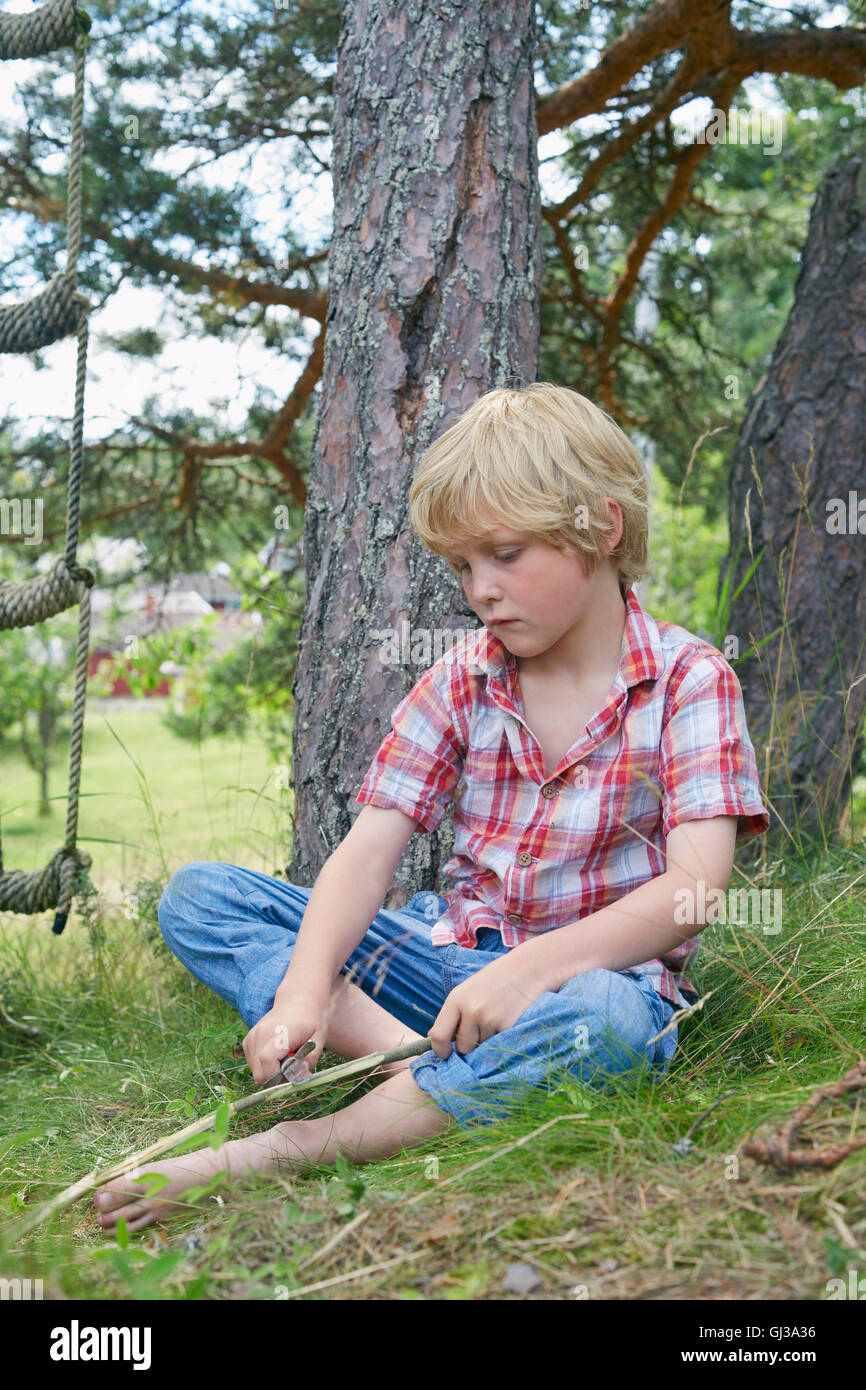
[[157, 860, 216, 943], [544, 967, 660, 1070]]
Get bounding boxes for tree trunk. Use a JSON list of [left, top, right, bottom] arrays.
[[722, 154, 866, 841], [288, 0, 542, 904]]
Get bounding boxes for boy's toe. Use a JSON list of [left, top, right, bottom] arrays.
[[98, 1196, 148, 1226], [93, 1180, 139, 1213]]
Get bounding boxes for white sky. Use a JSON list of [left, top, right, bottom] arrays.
[[0, 0, 851, 449]]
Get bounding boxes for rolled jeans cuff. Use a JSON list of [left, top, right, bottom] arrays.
[[409, 1046, 509, 1129]]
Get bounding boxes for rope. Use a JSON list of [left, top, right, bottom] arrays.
[[0, 273, 87, 353], [0, 557, 93, 629], [0, 14, 94, 934], [0, 0, 79, 61]]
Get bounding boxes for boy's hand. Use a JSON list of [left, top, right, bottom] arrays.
[[429, 950, 550, 1058], [242, 1000, 326, 1086]]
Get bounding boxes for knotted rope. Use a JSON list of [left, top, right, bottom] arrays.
[[0, 3, 94, 932], [0, 556, 92, 629], [0, 0, 78, 60]]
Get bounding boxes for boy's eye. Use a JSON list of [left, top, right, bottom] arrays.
[[457, 551, 519, 574]]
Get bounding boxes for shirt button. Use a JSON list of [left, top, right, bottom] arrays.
[[541, 783, 557, 798], [517, 851, 533, 867], [506, 913, 522, 924]]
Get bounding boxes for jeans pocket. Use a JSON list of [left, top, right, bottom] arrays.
[[236, 888, 284, 927]]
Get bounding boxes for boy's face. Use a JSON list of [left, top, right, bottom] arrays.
[[445, 510, 623, 662]]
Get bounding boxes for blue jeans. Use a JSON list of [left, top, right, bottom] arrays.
[[157, 862, 679, 1129]]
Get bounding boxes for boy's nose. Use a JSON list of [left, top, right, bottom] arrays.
[[472, 586, 505, 614], [473, 586, 503, 607], [467, 568, 503, 604]]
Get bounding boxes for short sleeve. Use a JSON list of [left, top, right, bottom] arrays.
[[355, 661, 464, 835], [659, 651, 770, 840]]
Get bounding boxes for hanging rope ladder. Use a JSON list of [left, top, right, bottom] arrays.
[[1, 0, 95, 946]]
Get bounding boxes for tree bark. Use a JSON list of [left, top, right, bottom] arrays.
[[723, 155, 866, 841], [288, 0, 542, 903]]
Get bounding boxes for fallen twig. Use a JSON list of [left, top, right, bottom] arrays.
[[742, 1060, 866, 1171], [406, 1112, 589, 1208], [672, 1089, 736, 1155], [277, 1247, 427, 1299], [646, 988, 716, 1045], [296, 1207, 371, 1272], [0, 997, 43, 1042]]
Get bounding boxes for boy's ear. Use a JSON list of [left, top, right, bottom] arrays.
[[604, 498, 624, 552]]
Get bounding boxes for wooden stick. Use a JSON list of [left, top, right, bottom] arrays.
[[8, 1036, 432, 1241], [0, 997, 43, 1041]]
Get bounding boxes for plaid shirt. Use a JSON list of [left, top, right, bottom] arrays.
[[355, 586, 770, 1009]]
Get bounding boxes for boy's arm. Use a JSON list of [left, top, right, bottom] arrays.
[[507, 815, 738, 994], [275, 803, 420, 1007]]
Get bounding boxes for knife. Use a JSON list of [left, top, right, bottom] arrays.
[[261, 1038, 316, 1091]]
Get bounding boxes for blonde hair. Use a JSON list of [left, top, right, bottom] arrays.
[[408, 382, 651, 591]]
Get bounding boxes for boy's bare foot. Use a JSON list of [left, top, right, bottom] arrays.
[[92, 1068, 451, 1236], [92, 1123, 322, 1235]]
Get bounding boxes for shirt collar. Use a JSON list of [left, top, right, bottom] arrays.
[[468, 585, 665, 691]]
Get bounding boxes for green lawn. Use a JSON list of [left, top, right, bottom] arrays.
[[0, 696, 291, 898]]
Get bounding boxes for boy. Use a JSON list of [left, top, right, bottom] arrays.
[[93, 382, 769, 1234]]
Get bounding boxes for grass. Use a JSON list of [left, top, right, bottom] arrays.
[[0, 696, 290, 894], [0, 697, 865, 1300]]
